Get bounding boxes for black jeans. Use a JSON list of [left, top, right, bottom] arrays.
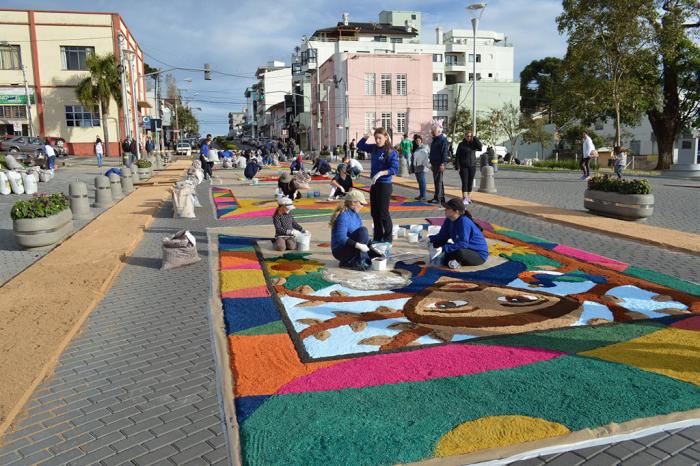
[[431, 165, 444, 202], [370, 182, 393, 242], [459, 166, 477, 194], [445, 248, 486, 266], [332, 227, 370, 268], [580, 157, 590, 176]]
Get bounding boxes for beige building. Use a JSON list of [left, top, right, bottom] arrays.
[[0, 8, 146, 156]]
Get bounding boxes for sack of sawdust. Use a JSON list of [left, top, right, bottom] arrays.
[[161, 230, 200, 270], [172, 186, 196, 218]]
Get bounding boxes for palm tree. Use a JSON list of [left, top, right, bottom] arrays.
[[75, 53, 121, 157]]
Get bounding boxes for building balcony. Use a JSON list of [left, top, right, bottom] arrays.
[[445, 63, 466, 72], [445, 42, 467, 53]]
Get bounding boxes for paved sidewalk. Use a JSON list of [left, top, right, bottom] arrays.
[[0, 179, 697, 465]]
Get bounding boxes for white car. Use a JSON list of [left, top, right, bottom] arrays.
[[175, 142, 192, 156]]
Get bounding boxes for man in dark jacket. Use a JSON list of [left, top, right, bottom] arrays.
[[455, 130, 482, 205], [429, 120, 449, 205]]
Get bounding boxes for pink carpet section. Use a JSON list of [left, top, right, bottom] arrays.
[[671, 316, 700, 332], [222, 286, 271, 299], [426, 217, 446, 226], [553, 244, 629, 272], [277, 344, 564, 394], [230, 208, 277, 219]]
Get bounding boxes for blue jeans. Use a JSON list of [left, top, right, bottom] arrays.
[[614, 163, 623, 179], [96, 153, 103, 168], [415, 170, 426, 199], [332, 227, 370, 269]]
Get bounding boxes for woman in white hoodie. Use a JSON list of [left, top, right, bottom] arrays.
[[581, 131, 596, 180]]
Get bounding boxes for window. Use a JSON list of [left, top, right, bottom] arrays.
[[65, 105, 100, 127], [432, 54, 443, 63], [0, 105, 27, 119], [446, 55, 459, 66], [432, 73, 443, 82], [488, 73, 493, 78], [397, 112, 406, 134], [374, 36, 387, 43], [468, 73, 482, 81], [364, 73, 375, 96], [380, 73, 392, 95], [60, 46, 94, 70], [0, 45, 21, 70], [364, 112, 376, 133], [441, 116, 449, 130], [396, 74, 407, 96], [390, 38, 403, 44], [381, 112, 392, 130], [433, 94, 448, 111], [468, 54, 482, 63], [411, 14, 416, 20]]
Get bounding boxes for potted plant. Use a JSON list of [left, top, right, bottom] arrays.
[[135, 159, 152, 181], [584, 175, 654, 220], [11, 193, 73, 249]]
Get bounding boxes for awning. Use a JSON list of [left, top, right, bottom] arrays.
[[137, 100, 152, 109]]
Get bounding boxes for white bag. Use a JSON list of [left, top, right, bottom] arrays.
[[7, 171, 24, 194], [21, 171, 38, 195], [4, 154, 23, 170], [161, 230, 200, 270], [0, 171, 11, 195], [207, 149, 218, 163], [172, 186, 196, 218], [39, 170, 51, 182], [222, 158, 233, 169]]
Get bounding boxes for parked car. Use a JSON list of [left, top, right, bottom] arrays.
[[175, 142, 192, 156], [1, 136, 48, 166], [45, 136, 68, 157]]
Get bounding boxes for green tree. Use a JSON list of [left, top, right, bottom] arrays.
[[489, 103, 523, 161], [520, 57, 564, 121], [177, 105, 199, 136], [646, 1, 700, 169], [557, 0, 657, 148], [522, 117, 554, 159], [75, 53, 121, 157]]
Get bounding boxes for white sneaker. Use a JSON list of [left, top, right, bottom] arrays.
[[448, 260, 461, 269], [327, 195, 336, 201], [463, 197, 471, 206]]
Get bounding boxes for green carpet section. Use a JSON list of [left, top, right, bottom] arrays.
[[497, 229, 549, 244], [266, 252, 312, 261], [234, 320, 287, 336], [624, 266, 700, 297], [283, 272, 335, 291], [502, 253, 560, 270], [294, 208, 334, 217], [240, 356, 700, 466], [467, 322, 666, 354]]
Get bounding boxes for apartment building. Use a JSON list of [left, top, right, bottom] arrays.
[[252, 61, 291, 138], [0, 8, 145, 155]]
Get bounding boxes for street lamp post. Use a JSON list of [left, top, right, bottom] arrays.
[[467, 3, 486, 136]]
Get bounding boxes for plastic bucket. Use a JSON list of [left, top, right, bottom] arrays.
[[252, 178, 259, 185], [372, 242, 392, 258], [397, 227, 407, 237], [410, 224, 423, 233], [408, 232, 419, 243], [371, 257, 387, 271], [297, 233, 311, 251]]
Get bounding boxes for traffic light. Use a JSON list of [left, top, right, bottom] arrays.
[[204, 63, 211, 80]]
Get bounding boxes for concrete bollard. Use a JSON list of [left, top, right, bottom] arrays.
[[478, 165, 497, 193], [108, 173, 124, 200], [93, 175, 113, 208], [121, 167, 134, 194], [69, 181, 91, 220], [152, 154, 162, 171], [399, 156, 409, 177]]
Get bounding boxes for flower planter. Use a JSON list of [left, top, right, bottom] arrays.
[[13, 208, 73, 249], [136, 167, 152, 181], [584, 189, 654, 221]]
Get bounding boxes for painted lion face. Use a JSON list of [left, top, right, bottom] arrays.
[[403, 277, 583, 336]]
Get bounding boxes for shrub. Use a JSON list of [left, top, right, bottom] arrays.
[[533, 159, 580, 170], [136, 159, 152, 168], [11, 193, 70, 220], [587, 175, 652, 195]]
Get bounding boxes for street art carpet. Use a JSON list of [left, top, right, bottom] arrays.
[[214, 223, 700, 465], [212, 186, 438, 220]]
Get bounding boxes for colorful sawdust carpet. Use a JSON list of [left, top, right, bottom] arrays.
[[215, 224, 700, 465], [212, 186, 437, 220]]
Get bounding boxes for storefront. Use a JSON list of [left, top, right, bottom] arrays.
[[0, 89, 34, 137]]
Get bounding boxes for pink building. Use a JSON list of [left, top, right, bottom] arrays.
[[311, 53, 433, 151]]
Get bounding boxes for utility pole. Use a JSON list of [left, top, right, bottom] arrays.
[[20, 64, 34, 137]]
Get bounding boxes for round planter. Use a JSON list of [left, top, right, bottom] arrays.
[[136, 166, 151, 181], [13, 208, 74, 249], [584, 189, 654, 221]]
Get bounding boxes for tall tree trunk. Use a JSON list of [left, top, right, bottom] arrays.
[[99, 100, 110, 158], [614, 102, 621, 147], [649, 46, 681, 171]]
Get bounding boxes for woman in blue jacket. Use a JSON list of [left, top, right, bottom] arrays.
[[357, 127, 399, 243], [329, 190, 382, 270], [428, 198, 489, 269]]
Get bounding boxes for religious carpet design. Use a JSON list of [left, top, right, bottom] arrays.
[[214, 223, 700, 465]]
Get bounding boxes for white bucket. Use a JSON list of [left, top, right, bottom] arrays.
[[428, 225, 441, 235], [297, 232, 311, 251], [392, 225, 399, 237], [371, 257, 387, 271], [410, 224, 423, 233], [407, 232, 419, 243], [252, 177, 259, 185], [372, 242, 392, 258], [397, 227, 407, 237]]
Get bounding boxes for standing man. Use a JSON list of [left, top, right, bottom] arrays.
[[349, 139, 356, 158], [581, 131, 596, 180], [129, 137, 138, 165], [200, 134, 213, 181], [400, 133, 413, 163], [145, 136, 154, 158], [429, 120, 449, 206], [122, 137, 132, 167], [455, 130, 482, 205]]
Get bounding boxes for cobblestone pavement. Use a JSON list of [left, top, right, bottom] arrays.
[[0, 158, 122, 286], [0, 176, 697, 465]]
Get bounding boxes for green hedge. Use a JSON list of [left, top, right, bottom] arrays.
[[136, 159, 152, 168], [532, 159, 599, 170], [11, 193, 70, 220], [587, 175, 652, 195]]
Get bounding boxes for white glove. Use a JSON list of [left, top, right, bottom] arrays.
[[371, 173, 382, 185], [337, 186, 345, 193], [285, 229, 294, 236], [355, 243, 370, 253]]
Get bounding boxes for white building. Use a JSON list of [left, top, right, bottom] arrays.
[[252, 61, 291, 138]]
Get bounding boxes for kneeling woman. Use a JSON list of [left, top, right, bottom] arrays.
[[428, 198, 489, 269], [330, 190, 382, 271], [272, 196, 306, 251]]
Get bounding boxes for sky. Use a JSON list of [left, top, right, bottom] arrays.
[[7, 0, 568, 136]]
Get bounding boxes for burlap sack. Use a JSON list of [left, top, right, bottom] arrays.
[[161, 230, 200, 270]]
